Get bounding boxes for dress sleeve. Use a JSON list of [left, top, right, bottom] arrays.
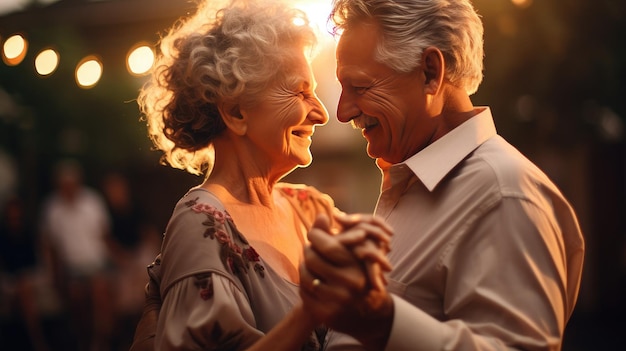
[[157, 273, 263, 350], [276, 183, 342, 230], [155, 195, 267, 350]]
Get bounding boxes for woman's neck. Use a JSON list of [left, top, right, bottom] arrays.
[[199, 141, 305, 283], [201, 139, 285, 208]]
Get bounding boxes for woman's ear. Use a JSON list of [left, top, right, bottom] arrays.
[[421, 47, 445, 95], [218, 102, 247, 136]]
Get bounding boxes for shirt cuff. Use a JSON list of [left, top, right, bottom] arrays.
[[384, 294, 451, 351]]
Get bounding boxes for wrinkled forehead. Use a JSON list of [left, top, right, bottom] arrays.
[[269, 50, 317, 89], [336, 19, 381, 57], [336, 21, 381, 69]]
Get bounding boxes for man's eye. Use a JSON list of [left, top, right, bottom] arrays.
[[296, 91, 306, 99], [354, 86, 368, 94]]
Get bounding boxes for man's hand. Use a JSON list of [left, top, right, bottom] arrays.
[[299, 214, 395, 350], [333, 213, 393, 291]]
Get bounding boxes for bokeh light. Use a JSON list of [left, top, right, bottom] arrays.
[[292, 17, 306, 27], [511, 0, 533, 8], [127, 44, 154, 76], [2, 33, 27, 66], [75, 56, 102, 88], [34, 48, 59, 76]]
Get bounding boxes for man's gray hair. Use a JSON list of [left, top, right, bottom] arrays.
[[330, 0, 484, 95]]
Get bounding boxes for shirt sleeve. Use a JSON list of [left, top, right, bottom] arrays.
[[384, 196, 581, 351]]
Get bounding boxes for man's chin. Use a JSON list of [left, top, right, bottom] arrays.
[[365, 144, 381, 160]]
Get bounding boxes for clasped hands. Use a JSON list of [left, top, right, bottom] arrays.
[[299, 213, 395, 347]]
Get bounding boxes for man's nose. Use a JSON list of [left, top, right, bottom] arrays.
[[336, 92, 360, 123]]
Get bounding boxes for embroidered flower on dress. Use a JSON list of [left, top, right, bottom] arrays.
[[215, 229, 231, 244], [184, 197, 199, 207], [213, 209, 227, 224], [281, 187, 310, 203], [242, 247, 260, 262], [200, 288, 213, 300], [297, 189, 309, 201], [194, 273, 214, 300], [280, 187, 316, 224], [185, 197, 264, 280]]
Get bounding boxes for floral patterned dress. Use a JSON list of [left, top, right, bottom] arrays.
[[149, 184, 337, 350]]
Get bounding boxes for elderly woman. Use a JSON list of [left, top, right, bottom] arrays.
[[130, 0, 392, 350]]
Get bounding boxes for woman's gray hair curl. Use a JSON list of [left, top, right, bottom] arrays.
[[139, 0, 317, 175]]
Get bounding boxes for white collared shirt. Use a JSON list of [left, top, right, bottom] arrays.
[[327, 107, 585, 351]]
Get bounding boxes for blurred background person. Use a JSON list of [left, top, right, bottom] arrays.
[[100, 170, 160, 351], [0, 194, 50, 351], [39, 159, 114, 351]]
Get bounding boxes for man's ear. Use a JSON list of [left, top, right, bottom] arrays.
[[218, 102, 247, 136], [421, 47, 445, 95]]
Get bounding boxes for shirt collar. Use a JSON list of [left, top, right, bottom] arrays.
[[394, 107, 497, 192]]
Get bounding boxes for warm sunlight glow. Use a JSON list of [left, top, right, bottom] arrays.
[[511, 0, 533, 8], [127, 44, 154, 76], [2, 34, 27, 66], [76, 56, 103, 88], [293, 1, 333, 37], [35, 48, 59, 76], [293, 17, 306, 26]]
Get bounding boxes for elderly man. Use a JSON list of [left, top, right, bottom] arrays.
[[299, 0, 585, 350]]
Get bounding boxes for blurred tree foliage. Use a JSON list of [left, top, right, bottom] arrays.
[[473, 0, 626, 148]]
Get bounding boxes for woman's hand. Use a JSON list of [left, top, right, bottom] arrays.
[[299, 213, 394, 335], [332, 213, 393, 291]]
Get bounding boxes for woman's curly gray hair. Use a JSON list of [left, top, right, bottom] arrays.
[[139, 0, 317, 175], [330, 0, 484, 95]]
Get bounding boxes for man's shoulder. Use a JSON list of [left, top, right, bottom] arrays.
[[468, 136, 560, 199]]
